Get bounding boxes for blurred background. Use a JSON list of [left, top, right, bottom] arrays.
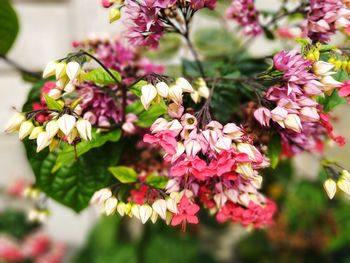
[[2, 0, 350, 262]]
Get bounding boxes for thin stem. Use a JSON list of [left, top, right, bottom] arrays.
[[0, 55, 41, 79]]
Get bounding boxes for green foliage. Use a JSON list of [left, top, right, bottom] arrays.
[[145, 175, 168, 189], [145, 34, 182, 61], [317, 89, 347, 112], [109, 166, 138, 183], [82, 68, 121, 85], [0, 210, 39, 239], [24, 140, 123, 212], [129, 80, 147, 97], [53, 129, 121, 172], [43, 94, 64, 111], [136, 100, 168, 128], [268, 134, 281, 169], [0, 0, 19, 56]]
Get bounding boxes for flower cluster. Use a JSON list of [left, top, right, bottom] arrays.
[[102, 0, 216, 48], [226, 0, 262, 36], [305, 0, 350, 43], [0, 233, 65, 263], [254, 49, 345, 155]]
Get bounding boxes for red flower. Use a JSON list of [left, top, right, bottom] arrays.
[[171, 195, 200, 231]]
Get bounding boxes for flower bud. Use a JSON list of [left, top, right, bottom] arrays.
[[271, 106, 288, 122], [76, 119, 92, 141], [300, 107, 319, 122], [139, 204, 153, 224], [105, 197, 118, 216], [223, 123, 243, 139], [46, 120, 59, 138], [47, 88, 62, 100], [131, 204, 140, 219], [337, 179, 350, 196], [67, 128, 78, 144], [156, 82, 169, 98], [168, 103, 184, 118], [198, 85, 210, 99], [49, 138, 60, 152], [64, 83, 76, 94], [90, 188, 112, 204], [152, 199, 167, 220], [190, 91, 201, 103], [66, 61, 80, 81], [19, 121, 34, 140], [58, 114, 76, 136], [323, 178, 337, 199], [321, 76, 342, 93], [236, 163, 254, 178], [168, 85, 183, 105], [29, 127, 44, 140], [284, 114, 302, 133], [254, 107, 271, 127], [109, 8, 121, 23], [166, 197, 178, 213], [165, 211, 173, 225], [117, 202, 126, 216], [150, 210, 158, 224], [43, 61, 57, 78], [55, 62, 66, 80], [5, 113, 26, 133], [141, 84, 157, 110], [36, 132, 51, 152], [312, 61, 335, 76], [340, 170, 350, 181], [176, 77, 194, 93]]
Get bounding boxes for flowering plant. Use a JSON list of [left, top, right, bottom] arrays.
[[4, 0, 350, 232]]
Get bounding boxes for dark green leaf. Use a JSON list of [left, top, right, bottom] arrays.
[[268, 134, 281, 169], [82, 68, 121, 85], [53, 129, 122, 172], [0, 0, 19, 55], [108, 166, 138, 183], [44, 94, 64, 111], [24, 140, 123, 212], [146, 175, 168, 189]]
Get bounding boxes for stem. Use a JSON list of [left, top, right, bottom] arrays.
[[184, 34, 205, 78], [0, 55, 41, 79]]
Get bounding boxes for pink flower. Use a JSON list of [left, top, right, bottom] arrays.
[[0, 236, 23, 262], [170, 156, 214, 180], [101, 0, 114, 8], [254, 107, 271, 126], [22, 232, 51, 258], [171, 195, 200, 230], [339, 80, 350, 103], [144, 130, 178, 155]]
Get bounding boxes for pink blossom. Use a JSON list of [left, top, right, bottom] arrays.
[[170, 156, 214, 180], [144, 130, 178, 155], [254, 107, 271, 126], [171, 195, 200, 230]]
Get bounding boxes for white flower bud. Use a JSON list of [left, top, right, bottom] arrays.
[[150, 210, 158, 224], [312, 61, 335, 76], [55, 62, 66, 79], [323, 179, 337, 199], [152, 199, 167, 220], [64, 83, 76, 93], [337, 179, 350, 196], [76, 119, 92, 141], [105, 197, 118, 216], [117, 202, 126, 216], [46, 120, 59, 138], [284, 114, 302, 133], [57, 114, 76, 136], [49, 138, 60, 152], [109, 8, 121, 23], [131, 204, 140, 219], [176, 77, 194, 93], [190, 91, 201, 103], [198, 85, 210, 99], [36, 132, 51, 152], [141, 84, 157, 110], [236, 163, 254, 178], [139, 204, 153, 224], [43, 61, 57, 78], [90, 188, 112, 204], [5, 113, 26, 133], [156, 82, 169, 98], [168, 85, 183, 105], [67, 128, 78, 144], [19, 121, 34, 140], [166, 197, 178, 213], [47, 88, 62, 100], [66, 61, 81, 81], [29, 126, 44, 140]]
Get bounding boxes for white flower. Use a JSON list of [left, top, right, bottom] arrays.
[[5, 113, 26, 133], [131, 204, 140, 219], [64, 83, 76, 93], [198, 85, 210, 99], [284, 114, 302, 133], [190, 91, 201, 103], [57, 114, 76, 135], [141, 84, 157, 110], [156, 82, 169, 98], [76, 119, 92, 141], [19, 121, 34, 140], [139, 204, 153, 224], [47, 88, 62, 100], [337, 179, 350, 196], [117, 202, 126, 216], [36, 131, 51, 152], [166, 197, 178, 213], [152, 199, 167, 220], [323, 179, 337, 199], [168, 85, 183, 105], [46, 120, 59, 138], [66, 128, 78, 144], [29, 127, 44, 140], [42, 61, 57, 78], [176, 77, 194, 93], [55, 62, 66, 79], [90, 188, 112, 204], [312, 61, 335, 76], [105, 197, 118, 216], [66, 61, 81, 80]]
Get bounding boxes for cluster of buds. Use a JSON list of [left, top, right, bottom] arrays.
[[5, 111, 92, 153], [90, 188, 199, 228], [101, 0, 122, 23], [42, 60, 84, 99], [140, 77, 209, 110], [323, 169, 350, 199]]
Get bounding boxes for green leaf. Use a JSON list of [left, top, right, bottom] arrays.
[[24, 140, 123, 212], [44, 94, 64, 111], [317, 89, 347, 112], [136, 100, 167, 128], [268, 134, 282, 169], [82, 68, 121, 85], [53, 129, 122, 172], [0, 0, 19, 55], [129, 80, 147, 97], [146, 175, 168, 189], [108, 166, 138, 183]]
